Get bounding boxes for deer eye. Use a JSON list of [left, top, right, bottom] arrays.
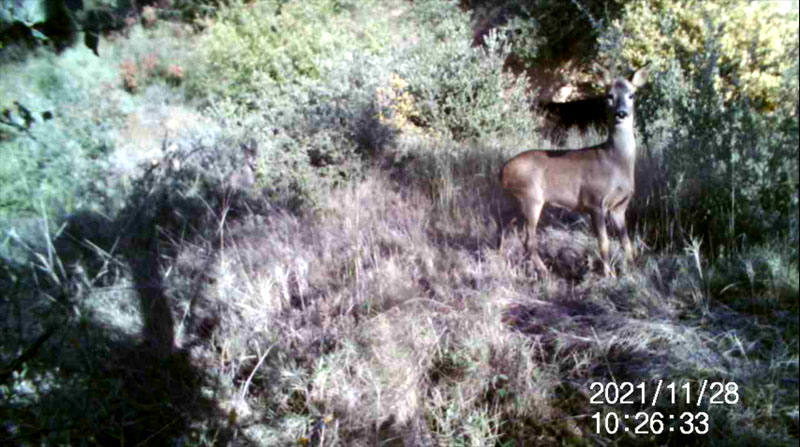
[[607, 94, 614, 101], [628, 93, 635, 100]]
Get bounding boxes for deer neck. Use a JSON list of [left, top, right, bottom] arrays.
[[606, 120, 637, 176]]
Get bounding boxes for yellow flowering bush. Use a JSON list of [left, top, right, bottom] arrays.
[[375, 74, 431, 137], [595, 1, 800, 253], [602, 0, 798, 111]]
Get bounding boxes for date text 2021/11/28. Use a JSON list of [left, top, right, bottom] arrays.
[[589, 380, 740, 406]]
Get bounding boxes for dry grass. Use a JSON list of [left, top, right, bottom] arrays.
[[1, 2, 797, 445], [2, 129, 796, 446], [0, 135, 795, 447], [105, 139, 792, 445]]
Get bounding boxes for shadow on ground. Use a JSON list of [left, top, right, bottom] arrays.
[[0, 158, 263, 445]]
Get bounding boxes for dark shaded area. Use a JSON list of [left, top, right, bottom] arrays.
[[0, 91, 398, 442], [0, 21, 41, 54], [38, 0, 78, 52], [0, 148, 266, 445], [1, 0, 188, 60], [538, 95, 607, 145], [0, 298, 249, 445], [0, 0, 78, 58], [465, 0, 623, 65]]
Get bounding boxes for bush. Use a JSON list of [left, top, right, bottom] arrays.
[[171, 0, 228, 23], [198, 51, 393, 208], [188, 0, 537, 207], [0, 20, 200, 222], [600, 0, 798, 113], [389, 0, 536, 142], [613, 22, 800, 257], [184, 0, 400, 207], [0, 48, 125, 220], [188, 0, 353, 102]]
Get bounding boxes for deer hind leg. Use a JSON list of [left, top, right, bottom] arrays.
[[590, 208, 613, 277], [520, 196, 547, 273]]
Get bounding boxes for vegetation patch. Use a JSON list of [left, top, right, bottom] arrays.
[[1, 0, 797, 446]]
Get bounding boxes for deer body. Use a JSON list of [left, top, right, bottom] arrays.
[[500, 65, 649, 275]]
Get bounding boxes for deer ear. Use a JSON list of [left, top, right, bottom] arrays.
[[593, 63, 613, 86], [631, 63, 650, 88]]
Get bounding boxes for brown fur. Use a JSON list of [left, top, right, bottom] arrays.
[[500, 64, 650, 276]]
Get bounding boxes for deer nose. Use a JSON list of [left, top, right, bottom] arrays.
[[615, 111, 629, 120]]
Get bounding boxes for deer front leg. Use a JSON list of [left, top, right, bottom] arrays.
[[591, 208, 613, 276], [609, 205, 633, 268]]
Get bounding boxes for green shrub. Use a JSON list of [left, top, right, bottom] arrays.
[[201, 50, 393, 208], [617, 24, 800, 257], [391, 0, 535, 142], [0, 48, 125, 220], [0, 21, 199, 222], [171, 0, 228, 23], [183, 0, 402, 207], [188, 0, 354, 102], [186, 0, 539, 210]]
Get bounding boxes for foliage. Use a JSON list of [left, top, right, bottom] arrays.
[[204, 52, 389, 209], [375, 73, 429, 137], [468, 0, 625, 67], [189, 0, 353, 101], [140, 5, 157, 28], [600, 0, 798, 113], [189, 0, 536, 207], [185, 0, 396, 208], [1, 0, 53, 45], [171, 0, 228, 22], [0, 48, 125, 219], [0, 20, 201, 222], [625, 29, 799, 257], [187, 0, 381, 209], [392, 0, 535, 141], [118, 51, 181, 93]]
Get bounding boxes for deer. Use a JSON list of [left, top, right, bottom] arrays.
[[499, 64, 650, 276]]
